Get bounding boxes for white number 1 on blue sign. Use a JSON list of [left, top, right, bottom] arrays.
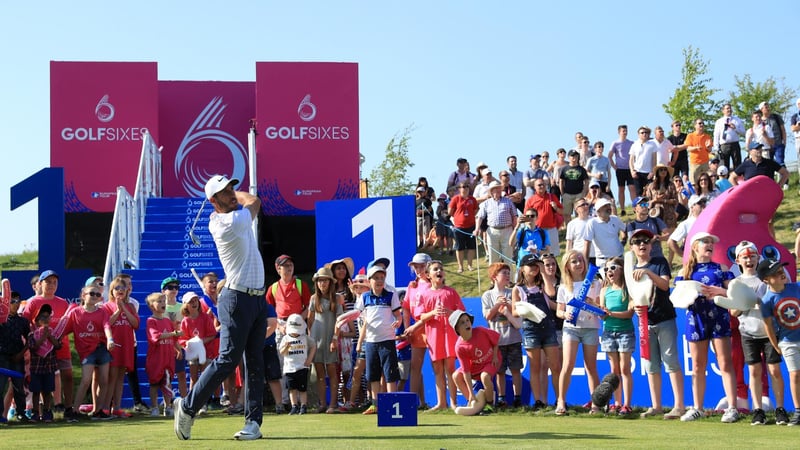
[[391, 402, 403, 419]]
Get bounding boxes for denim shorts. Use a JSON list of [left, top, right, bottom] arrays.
[[522, 326, 559, 350], [562, 326, 599, 346], [365, 340, 400, 383], [641, 319, 681, 374], [779, 341, 800, 372], [601, 330, 635, 353], [81, 344, 112, 366]]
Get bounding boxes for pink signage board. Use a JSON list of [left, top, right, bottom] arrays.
[[50, 61, 159, 212], [159, 81, 255, 198], [255, 62, 360, 215]]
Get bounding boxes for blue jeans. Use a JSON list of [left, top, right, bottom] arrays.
[[184, 286, 268, 425], [771, 144, 786, 166]]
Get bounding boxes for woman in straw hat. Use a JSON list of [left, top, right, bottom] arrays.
[[645, 164, 679, 229]]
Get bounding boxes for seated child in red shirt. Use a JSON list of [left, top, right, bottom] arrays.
[[449, 310, 501, 413]]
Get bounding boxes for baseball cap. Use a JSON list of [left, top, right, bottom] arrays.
[[691, 231, 719, 245], [567, 150, 580, 158], [758, 101, 768, 109], [367, 265, 386, 279], [275, 254, 293, 266], [688, 195, 707, 207], [757, 258, 788, 280], [408, 253, 432, 266], [748, 142, 764, 150], [448, 310, 474, 337], [630, 228, 655, 240], [632, 196, 649, 207], [368, 257, 391, 270], [595, 198, 612, 211], [161, 277, 180, 290], [39, 270, 59, 282], [589, 179, 600, 188], [710, 158, 720, 164], [36, 304, 53, 321], [734, 240, 758, 258], [84, 276, 103, 287], [529, 154, 541, 161], [717, 166, 729, 176], [519, 254, 543, 266], [181, 291, 200, 304], [204, 175, 239, 200]]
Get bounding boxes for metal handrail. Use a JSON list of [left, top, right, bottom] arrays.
[[103, 131, 162, 284]]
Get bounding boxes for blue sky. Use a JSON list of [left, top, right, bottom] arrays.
[[0, 1, 797, 254]]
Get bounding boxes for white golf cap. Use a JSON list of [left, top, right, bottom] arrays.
[[204, 175, 240, 200]]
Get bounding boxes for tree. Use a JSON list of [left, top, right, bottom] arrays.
[[367, 125, 416, 197], [662, 46, 722, 128], [726, 74, 798, 128]]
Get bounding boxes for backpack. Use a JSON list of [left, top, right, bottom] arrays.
[[270, 279, 303, 298]]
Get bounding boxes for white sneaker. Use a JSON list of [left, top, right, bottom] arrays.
[[173, 398, 194, 440], [198, 405, 208, 415], [233, 420, 262, 440], [680, 408, 704, 422], [164, 406, 173, 417], [150, 407, 160, 417], [721, 407, 740, 423]]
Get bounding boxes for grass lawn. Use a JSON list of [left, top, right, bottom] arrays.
[[5, 407, 799, 449]]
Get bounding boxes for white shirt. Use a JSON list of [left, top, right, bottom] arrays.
[[558, 281, 602, 329], [565, 216, 594, 257], [630, 140, 658, 173], [209, 208, 265, 290], [669, 215, 697, 244], [745, 123, 774, 150], [713, 115, 746, 147], [652, 138, 674, 166], [585, 216, 624, 259]]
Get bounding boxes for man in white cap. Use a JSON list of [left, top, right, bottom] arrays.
[[174, 175, 267, 441], [583, 198, 625, 267], [474, 181, 517, 264]]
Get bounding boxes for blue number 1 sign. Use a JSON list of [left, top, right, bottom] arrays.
[[315, 195, 415, 288]]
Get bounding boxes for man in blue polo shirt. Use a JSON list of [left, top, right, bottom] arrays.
[[730, 143, 788, 187]]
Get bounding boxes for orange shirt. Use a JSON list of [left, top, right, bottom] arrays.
[[685, 132, 712, 165]]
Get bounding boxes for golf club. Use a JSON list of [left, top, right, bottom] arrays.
[[189, 199, 207, 245]]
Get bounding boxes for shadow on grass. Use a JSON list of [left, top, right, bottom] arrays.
[[263, 430, 617, 442]]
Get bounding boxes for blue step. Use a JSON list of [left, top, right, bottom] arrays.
[[116, 196, 232, 407]]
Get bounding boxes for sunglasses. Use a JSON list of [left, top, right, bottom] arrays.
[[86, 292, 103, 298], [113, 285, 129, 291], [636, 202, 649, 208], [164, 285, 179, 291], [631, 238, 652, 246], [540, 253, 556, 259], [603, 265, 620, 273], [525, 214, 536, 218]]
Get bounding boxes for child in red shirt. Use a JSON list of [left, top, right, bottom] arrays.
[[449, 309, 500, 413], [146, 293, 181, 416], [179, 292, 217, 392]]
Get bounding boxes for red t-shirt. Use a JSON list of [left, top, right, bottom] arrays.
[[455, 326, 500, 377], [524, 193, 562, 229], [265, 278, 311, 319], [448, 195, 478, 228], [61, 306, 111, 360], [180, 312, 219, 359], [23, 295, 75, 360]]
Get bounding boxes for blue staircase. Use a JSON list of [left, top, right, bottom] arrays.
[[121, 197, 224, 407]]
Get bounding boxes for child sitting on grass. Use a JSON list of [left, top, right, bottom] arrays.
[[449, 309, 500, 415]]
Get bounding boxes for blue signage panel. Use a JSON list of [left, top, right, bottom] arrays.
[[315, 196, 416, 287]]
